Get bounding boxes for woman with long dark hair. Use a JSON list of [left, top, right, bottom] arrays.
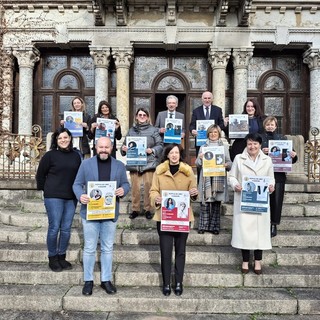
[[88, 100, 122, 158], [36, 128, 82, 272]]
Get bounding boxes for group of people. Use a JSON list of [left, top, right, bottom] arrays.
[[35, 91, 297, 298]]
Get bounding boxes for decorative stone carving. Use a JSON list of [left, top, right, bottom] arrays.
[[115, 0, 127, 26], [12, 47, 40, 68], [303, 48, 320, 70], [90, 47, 111, 68], [208, 48, 231, 69], [238, 0, 252, 27], [112, 47, 134, 69], [92, 0, 105, 26], [166, 1, 177, 26], [232, 48, 253, 69], [217, 0, 228, 27]]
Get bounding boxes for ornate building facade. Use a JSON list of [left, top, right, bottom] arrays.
[[1, 0, 320, 162]]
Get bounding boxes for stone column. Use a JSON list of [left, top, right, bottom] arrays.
[[89, 47, 111, 112], [303, 48, 320, 132], [232, 47, 254, 114], [208, 48, 231, 116], [12, 47, 40, 135], [112, 46, 134, 134]]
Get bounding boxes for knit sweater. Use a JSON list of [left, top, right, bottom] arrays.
[[36, 149, 82, 199]]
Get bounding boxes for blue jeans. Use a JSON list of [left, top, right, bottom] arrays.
[[82, 218, 117, 282], [44, 198, 77, 257]]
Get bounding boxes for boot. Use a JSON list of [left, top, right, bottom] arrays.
[[48, 255, 62, 272], [58, 254, 72, 270], [271, 224, 277, 238]]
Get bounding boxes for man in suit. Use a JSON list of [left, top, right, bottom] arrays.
[[155, 95, 185, 144], [73, 137, 130, 296], [189, 91, 226, 157]]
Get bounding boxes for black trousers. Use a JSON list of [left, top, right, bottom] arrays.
[[157, 222, 189, 286], [270, 181, 285, 225], [241, 249, 263, 262]]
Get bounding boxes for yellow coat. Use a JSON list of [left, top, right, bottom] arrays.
[[150, 160, 198, 222]]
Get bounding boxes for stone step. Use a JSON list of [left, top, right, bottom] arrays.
[[0, 312, 318, 320], [1, 222, 319, 248], [2, 209, 319, 232], [0, 242, 319, 267], [0, 261, 319, 289], [1, 284, 318, 314]]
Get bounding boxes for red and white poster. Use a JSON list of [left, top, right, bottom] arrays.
[[160, 190, 190, 232]]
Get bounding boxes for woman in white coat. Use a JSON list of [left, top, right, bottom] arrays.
[[228, 133, 275, 275]]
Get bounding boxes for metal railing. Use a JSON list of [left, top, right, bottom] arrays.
[[0, 125, 46, 180], [305, 127, 320, 183], [0, 125, 319, 184]]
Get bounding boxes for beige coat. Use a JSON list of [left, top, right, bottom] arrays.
[[150, 160, 198, 222], [228, 149, 275, 250]]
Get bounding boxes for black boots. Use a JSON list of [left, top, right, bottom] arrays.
[[58, 254, 72, 270], [48, 254, 72, 272], [48, 255, 62, 272], [271, 224, 277, 237]]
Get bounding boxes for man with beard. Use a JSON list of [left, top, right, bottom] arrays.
[[73, 137, 130, 296]]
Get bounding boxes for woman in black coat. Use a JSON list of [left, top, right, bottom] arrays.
[[88, 100, 122, 158]]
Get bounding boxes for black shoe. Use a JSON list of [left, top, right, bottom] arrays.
[[212, 230, 219, 235], [48, 255, 62, 272], [271, 224, 277, 237], [198, 229, 205, 234], [174, 283, 183, 296], [82, 281, 93, 295], [58, 254, 72, 270], [129, 211, 139, 219], [101, 281, 117, 294], [162, 284, 171, 296], [145, 211, 153, 220]]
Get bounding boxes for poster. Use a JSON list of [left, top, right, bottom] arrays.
[[196, 120, 215, 146], [64, 111, 83, 137], [126, 136, 147, 166], [86, 181, 117, 220], [164, 118, 183, 144], [95, 118, 116, 143], [229, 114, 249, 139], [240, 176, 270, 213], [160, 190, 190, 232], [268, 140, 293, 172], [202, 146, 226, 177]]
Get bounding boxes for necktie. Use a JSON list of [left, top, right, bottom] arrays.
[[205, 107, 210, 120], [169, 113, 173, 118]]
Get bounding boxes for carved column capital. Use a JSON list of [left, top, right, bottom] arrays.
[[112, 47, 134, 69], [12, 46, 40, 68], [303, 48, 320, 70], [232, 47, 254, 69], [89, 47, 111, 68], [208, 48, 231, 69]]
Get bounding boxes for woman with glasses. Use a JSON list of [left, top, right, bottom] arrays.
[[121, 108, 163, 220]]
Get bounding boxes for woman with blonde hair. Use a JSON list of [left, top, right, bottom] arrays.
[[196, 124, 232, 234]]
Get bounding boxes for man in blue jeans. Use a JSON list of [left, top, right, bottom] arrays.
[[73, 137, 130, 295]]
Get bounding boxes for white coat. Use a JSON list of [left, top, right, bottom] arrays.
[[228, 148, 275, 250]]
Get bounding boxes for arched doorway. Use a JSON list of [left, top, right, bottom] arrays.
[[152, 72, 190, 162]]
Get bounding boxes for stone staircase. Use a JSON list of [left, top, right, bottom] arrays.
[[0, 185, 319, 319]]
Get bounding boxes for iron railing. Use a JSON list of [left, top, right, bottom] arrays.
[[0, 125, 46, 180], [305, 127, 320, 183]]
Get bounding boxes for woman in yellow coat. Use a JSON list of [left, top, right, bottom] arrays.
[[150, 143, 198, 296]]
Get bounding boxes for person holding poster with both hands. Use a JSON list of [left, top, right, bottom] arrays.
[[150, 143, 198, 297]]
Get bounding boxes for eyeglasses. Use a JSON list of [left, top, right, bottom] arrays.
[[137, 114, 147, 117]]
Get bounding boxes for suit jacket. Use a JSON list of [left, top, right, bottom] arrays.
[[73, 156, 130, 221], [189, 105, 225, 133], [154, 110, 185, 136]]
